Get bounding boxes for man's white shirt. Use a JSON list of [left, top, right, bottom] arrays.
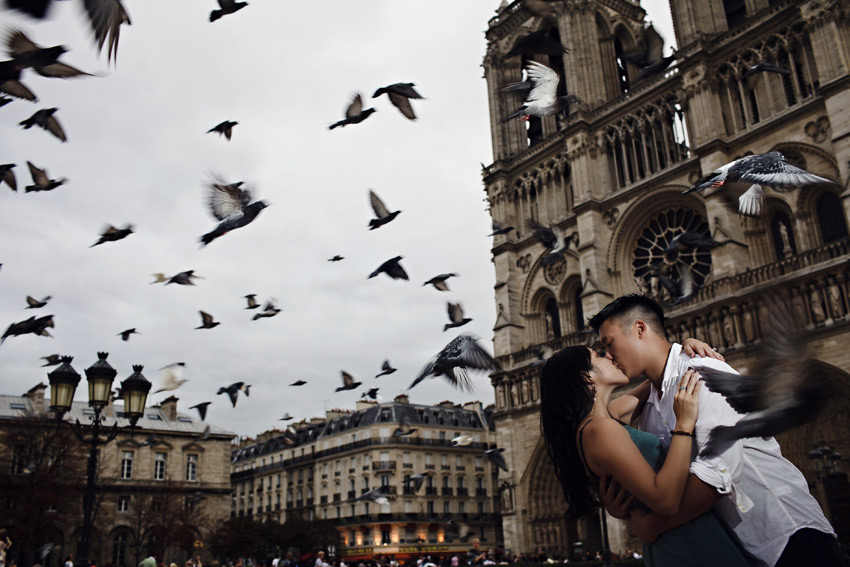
[[638, 343, 834, 567]]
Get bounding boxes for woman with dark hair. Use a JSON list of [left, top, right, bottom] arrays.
[[540, 343, 749, 567]]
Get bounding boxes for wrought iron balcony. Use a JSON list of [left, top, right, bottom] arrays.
[[372, 460, 396, 471]]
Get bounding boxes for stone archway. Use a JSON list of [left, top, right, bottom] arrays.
[[525, 439, 601, 559]]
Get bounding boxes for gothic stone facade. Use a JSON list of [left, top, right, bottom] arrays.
[[483, 0, 850, 558]]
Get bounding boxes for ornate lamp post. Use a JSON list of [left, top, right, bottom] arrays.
[[808, 441, 844, 524], [48, 353, 150, 567]]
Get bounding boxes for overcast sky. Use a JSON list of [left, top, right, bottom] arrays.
[[0, 1, 674, 439]]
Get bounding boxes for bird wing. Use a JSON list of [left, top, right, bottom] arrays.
[[25, 296, 39, 307], [677, 263, 695, 298], [346, 94, 364, 118], [387, 83, 423, 99], [524, 61, 559, 104], [387, 91, 416, 120], [695, 368, 762, 414], [382, 259, 409, 280], [486, 449, 509, 472], [644, 25, 665, 64], [35, 62, 90, 79], [0, 79, 37, 101], [7, 29, 40, 56], [381, 360, 392, 372], [200, 311, 214, 325], [83, 0, 130, 63], [409, 358, 437, 390], [733, 154, 835, 188], [757, 294, 806, 406], [526, 219, 557, 248], [455, 336, 498, 372], [159, 363, 185, 388], [369, 190, 390, 218], [27, 161, 49, 186], [447, 302, 464, 324], [341, 371, 355, 387], [208, 180, 251, 220], [737, 184, 764, 217], [433, 280, 449, 291], [46, 115, 67, 141]]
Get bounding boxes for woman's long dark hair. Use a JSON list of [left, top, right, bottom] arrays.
[[539, 345, 598, 518]]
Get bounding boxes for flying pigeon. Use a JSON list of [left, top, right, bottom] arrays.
[[210, 0, 248, 22], [501, 61, 580, 123], [138, 433, 159, 447], [279, 413, 293, 421], [155, 362, 188, 393], [329, 93, 376, 130], [489, 220, 514, 236], [165, 270, 203, 285], [207, 120, 237, 140], [452, 433, 474, 447], [290, 380, 307, 386], [741, 61, 791, 81], [41, 354, 61, 366], [526, 219, 573, 265], [663, 231, 719, 255], [504, 28, 568, 60], [698, 295, 831, 458], [446, 519, 476, 541], [423, 273, 457, 291], [405, 472, 427, 493], [444, 302, 472, 332], [25, 295, 51, 309], [24, 161, 65, 192], [362, 388, 379, 400], [90, 224, 133, 247], [252, 299, 280, 320], [336, 371, 361, 392], [150, 273, 168, 284], [483, 447, 509, 472], [328, 255, 344, 262], [372, 83, 425, 121], [200, 424, 212, 440], [684, 151, 835, 216], [0, 60, 36, 101], [651, 262, 697, 307], [355, 486, 391, 505], [34, 543, 55, 562], [245, 294, 259, 309], [117, 328, 139, 341], [375, 360, 396, 378], [368, 190, 402, 229], [7, 29, 91, 78], [619, 24, 676, 81], [217, 381, 245, 407], [409, 334, 498, 392], [392, 416, 417, 437], [369, 256, 408, 280], [196, 311, 220, 329], [190, 401, 211, 421], [1, 315, 53, 343], [0, 164, 16, 192], [201, 178, 269, 246]]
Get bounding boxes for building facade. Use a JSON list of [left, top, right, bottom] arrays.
[[0, 384, 235, 567], [231, 396, 503, 561], [482, 0, 850, 558]]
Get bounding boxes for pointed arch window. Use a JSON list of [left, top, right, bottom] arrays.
[[817, 192, 849, 244], [613, 37, 631, 93], [574, 289, 585, 331]]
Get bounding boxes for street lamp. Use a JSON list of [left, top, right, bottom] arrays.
[[808, 441, 845, 526], [47, 353, 150, 567]]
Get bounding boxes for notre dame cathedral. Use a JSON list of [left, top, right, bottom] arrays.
[[482, 0, 850, 558]]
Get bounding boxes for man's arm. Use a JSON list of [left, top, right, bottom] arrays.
[[629, 473, 724, 542]]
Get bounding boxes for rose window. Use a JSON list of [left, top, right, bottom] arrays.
[[632, 208, 712, 303]]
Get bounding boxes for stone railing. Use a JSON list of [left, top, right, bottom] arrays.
[[496, 329, 590, 368]]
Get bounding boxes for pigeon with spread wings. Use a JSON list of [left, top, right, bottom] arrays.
[[444, 302, 472, 332], [200, 178, 269, 246], [483, 447, 509, 472], [368, 190, 401, 229], [190, 402, 211, 421], [7, 29, 91, 78], [698, 295, 831, 458], [526, 219, 573, 266], [619, 24, 676, 81], [196, 311, 220, 329], [217, 381, 245, 408], [369, 256, 408, 281], [20, 108, 67, 142], [25, 295, 51, 309], [336, 371, 361, 392], [210, 0, 248, 22], [24, 161, 65, 192], [409, 334, 498, 392], [501, 61, 580, 123], [91, 224, 133, 247], [155, 362, 188, 393], [423, 273, 457, 291], [372, 82, 424, 121], [375, 360, 396, 378], [684, 151, 835, 217], [329, 93, 375, 130]]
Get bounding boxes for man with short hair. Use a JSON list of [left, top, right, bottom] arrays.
[[589, 293, 842, 567], [467, 539, 485, 567]]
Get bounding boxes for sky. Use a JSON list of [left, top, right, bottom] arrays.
[[0, 0, 674, 439]]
